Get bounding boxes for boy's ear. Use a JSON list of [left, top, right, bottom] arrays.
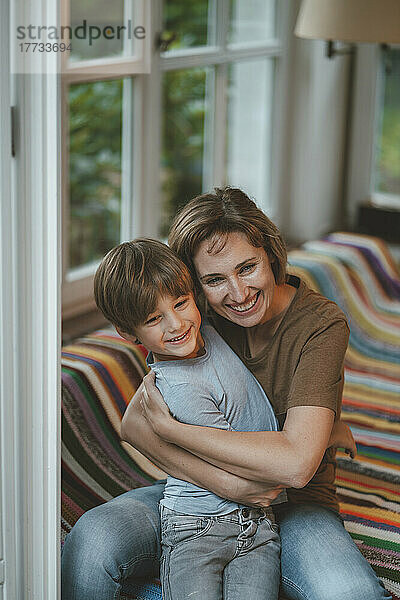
[[115, 327, 141, 345]]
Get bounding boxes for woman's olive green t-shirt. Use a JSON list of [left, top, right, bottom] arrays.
[[209, 275, 350, 513]]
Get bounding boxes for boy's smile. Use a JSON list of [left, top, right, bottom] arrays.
[[133, 293, 204, 362]]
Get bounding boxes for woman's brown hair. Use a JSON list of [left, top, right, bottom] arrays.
[[168, 187, 287, 291]]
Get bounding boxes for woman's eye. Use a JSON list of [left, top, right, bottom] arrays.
[[240, 264, 255, 274], [206, 277, 223, 286]]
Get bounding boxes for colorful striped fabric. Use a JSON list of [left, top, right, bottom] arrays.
[[288, 232, 400, 599], [61, 232, 400, 600]]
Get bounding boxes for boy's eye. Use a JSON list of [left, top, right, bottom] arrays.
[[144, 315, 160, 325], [175, 298, 188, 309]]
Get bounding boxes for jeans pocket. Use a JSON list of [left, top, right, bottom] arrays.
[[169, 515, 213, 547]]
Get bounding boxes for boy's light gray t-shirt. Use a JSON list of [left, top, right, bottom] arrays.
[[148, 321, 282, 516]]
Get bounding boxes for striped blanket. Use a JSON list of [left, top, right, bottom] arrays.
[[61, 233, 400, 599]]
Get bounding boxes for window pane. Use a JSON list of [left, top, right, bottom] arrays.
[[163, 0, 210, 52], [229, 0, 276, 44], [70, 0, 124, 61], [160, 68, 209, 237], [374, 49, 400, 201], [68, 80, 123, 270], [226, 58, 274, 208]]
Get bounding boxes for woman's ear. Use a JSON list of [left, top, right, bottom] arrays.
[[115, 326, 141, 345]]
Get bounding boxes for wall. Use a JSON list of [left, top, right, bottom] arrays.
[[277, 1, 351, 245]]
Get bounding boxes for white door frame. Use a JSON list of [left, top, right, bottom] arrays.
[[1, 0, 61, 598], [0, 0, 18, 597]]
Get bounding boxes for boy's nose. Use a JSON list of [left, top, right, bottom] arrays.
[[165, 312, 184, 332]]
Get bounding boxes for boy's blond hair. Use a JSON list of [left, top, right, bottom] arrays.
[[94, 238, 194, 334]]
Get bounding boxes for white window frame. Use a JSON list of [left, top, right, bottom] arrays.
[[347, 44, 400, 225], [62, 0, 291, 318]]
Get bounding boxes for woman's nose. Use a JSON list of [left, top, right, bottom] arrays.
[[227, 278, 247, 303]]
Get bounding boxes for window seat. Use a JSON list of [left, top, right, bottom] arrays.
[[61, 232, 400, 600]]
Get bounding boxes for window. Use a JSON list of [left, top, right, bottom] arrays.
[[347, 45, 400, 222], [62, 0, 150, 316], [62, 0, 289, 316], [372, 47, 400, 208], [68, 79, 124, 269]]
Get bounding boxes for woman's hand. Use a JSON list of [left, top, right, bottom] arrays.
[[328, 420, 357, 458], [122, 382, 283, 502], [141, 371, 176, 439], [232, 480, 284, 508]]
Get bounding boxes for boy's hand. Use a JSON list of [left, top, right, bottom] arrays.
[[328, 420, 357, 458], [140, 371, 175, 440]]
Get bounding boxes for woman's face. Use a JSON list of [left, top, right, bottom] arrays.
[[193, 231, 276, 327]]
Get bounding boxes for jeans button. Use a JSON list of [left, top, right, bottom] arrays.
[[242, 508, 249, 519]]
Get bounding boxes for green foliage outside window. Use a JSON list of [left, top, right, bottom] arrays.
[[68, 79, 123, 269], [163, 0, 209, 50], [160, 68, 207, 238]]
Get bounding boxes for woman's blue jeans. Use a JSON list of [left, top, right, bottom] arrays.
[[61, 481, 391, 600]]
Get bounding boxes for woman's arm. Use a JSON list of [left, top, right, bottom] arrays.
[[140, 371, 334, 489], [121, 382, 283, 506], [140, 317, 348, 489]]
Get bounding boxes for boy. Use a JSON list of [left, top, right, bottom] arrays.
[[94, 238, 283, 600]]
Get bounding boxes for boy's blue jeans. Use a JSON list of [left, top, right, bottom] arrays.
[[160, 505, 280, 600], [61, 480, 391, 600]]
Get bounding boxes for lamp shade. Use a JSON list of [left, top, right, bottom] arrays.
[[295, 0, 400, 44]]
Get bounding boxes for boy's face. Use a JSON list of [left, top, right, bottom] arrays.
[[134, 293, 203, 362]]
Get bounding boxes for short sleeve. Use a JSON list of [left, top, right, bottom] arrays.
[[286, 318, 349, 415], [166, 383, 232, 431]]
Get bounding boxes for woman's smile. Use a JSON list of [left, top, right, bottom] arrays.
[[226, 290, 261, 313]]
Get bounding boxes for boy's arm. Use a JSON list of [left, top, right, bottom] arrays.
[[328, 420, 357, 458], [121, 382, 283, 507]]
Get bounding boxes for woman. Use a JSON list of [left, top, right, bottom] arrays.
[[61, 188, 390, 600]]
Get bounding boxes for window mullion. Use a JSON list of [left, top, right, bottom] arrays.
[[202, 67, 216, 191], [216, 0, 230, 49], [161, 43, 282, 72], [268, 0, 292, 221], [120, 77, 134, 241], [121, 0, 151, 240], [212, 63, 228, 187], [205, 0, 229, 189], [139, 0, 162, 239]]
